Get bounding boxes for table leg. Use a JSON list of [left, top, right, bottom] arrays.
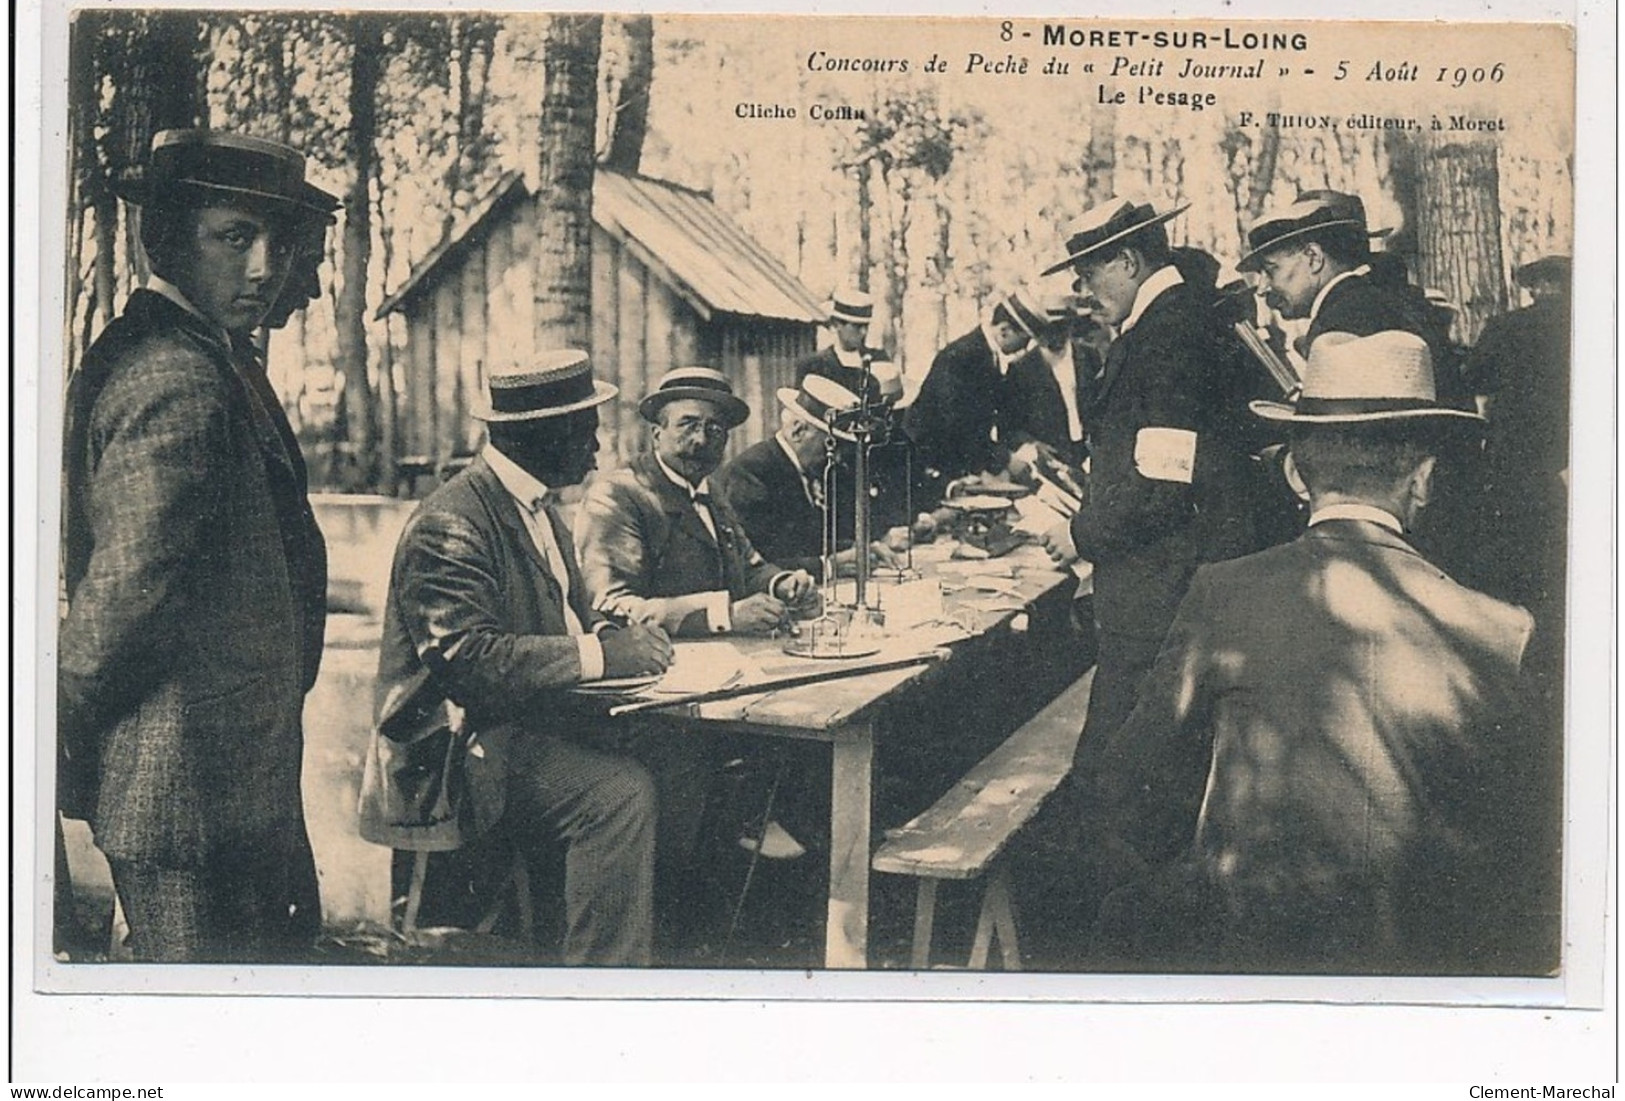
[[825, 724, 874, 969]]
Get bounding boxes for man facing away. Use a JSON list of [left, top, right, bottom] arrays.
[[58, 129, 338, 962], [362, 351, 674, 966], [715, 373, 902, 581], [1091, 331, 1546, 974]]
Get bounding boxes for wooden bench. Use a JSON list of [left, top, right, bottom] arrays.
[[872, 667, 1094, 970]]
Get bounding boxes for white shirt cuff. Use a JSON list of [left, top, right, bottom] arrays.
[[576, 634, 605, 681], [704, 590, 732, 633], [1013, 442, 1041, 467]]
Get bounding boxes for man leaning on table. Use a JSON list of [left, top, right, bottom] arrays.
[[360, 351, 673, 967], [574, 366, 819, 636]]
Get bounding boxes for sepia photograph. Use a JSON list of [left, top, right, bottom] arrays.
[[14, 0, 1614, 1084]]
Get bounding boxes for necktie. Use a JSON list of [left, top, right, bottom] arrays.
[[529, 495, 585, 636]]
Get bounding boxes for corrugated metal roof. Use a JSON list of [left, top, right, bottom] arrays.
[[379, 169, 825, 325]]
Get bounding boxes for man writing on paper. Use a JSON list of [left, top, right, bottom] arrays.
[[362, 352, 673, 966], [575, 367, 818, 637]]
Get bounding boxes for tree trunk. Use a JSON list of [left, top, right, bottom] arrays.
[[335, 14, 382, 491], [533, 13, 603, 351], [1414, 132, 1507, 345], [602, 14, 652, 174], [854, 158, 873, 293]]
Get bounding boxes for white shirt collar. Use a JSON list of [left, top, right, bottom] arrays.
[[484, 443, 552, 510], [1119, 264, 1184, 334], [1308, 264, 1372, 326], [148, 276, 232, 348], [1308, 502, 1404, 535], [655, 452, 710, 499], [832, 343, 866, 369], [981, 320, 1027, 374]]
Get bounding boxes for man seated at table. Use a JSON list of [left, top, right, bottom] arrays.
[[361, 351, 675, 966], [1088, 331, 1546, 974], [715, 374, 903, 580], [575, 366, 818, 636]]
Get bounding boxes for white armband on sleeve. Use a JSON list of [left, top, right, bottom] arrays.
[[1134, 426, 1198, 484]]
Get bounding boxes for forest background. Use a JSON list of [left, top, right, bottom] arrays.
[[63, 10, 1575, 492]]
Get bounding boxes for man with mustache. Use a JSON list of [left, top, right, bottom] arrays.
[[575, 367, 817, 636], [58, 130, 338, 961]]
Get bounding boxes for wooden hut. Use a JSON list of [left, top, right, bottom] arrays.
[[377, 169, 826, 474]]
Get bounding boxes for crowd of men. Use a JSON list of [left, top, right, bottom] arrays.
[[58, 128, 1569, 974]]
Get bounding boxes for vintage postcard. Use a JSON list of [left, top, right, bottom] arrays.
[[15, 0, 1612, 1083]]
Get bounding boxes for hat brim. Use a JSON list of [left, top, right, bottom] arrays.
[[776, 387, 857, 442], [639, 387, 751, 428], [1235, 218, 1372, 273], [114, 177, 342, 221], [827, 310, 873, 326], [1250, 398, 1485, 425], [1040, 204, 1190, 277], [474, 379, 618, 422]]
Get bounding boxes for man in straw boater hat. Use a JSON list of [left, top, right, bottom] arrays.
[[1238, 190, 1462, 394], [1031, 196, 1262, 805], [1088, 330, 1551, 974], [575, 366, 818, 637], [1001, 290, 1102, 473], [58, 129, 339, 961], [715, 373, 903, 580], [363, 350, 674, 966], [796, 288, 904, 408], [902, 286, 1038, 486]]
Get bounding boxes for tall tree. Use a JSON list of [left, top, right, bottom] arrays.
[[334, 14, 383, 490], [533, 13, 603, 350], [601, 14, 653, 174]]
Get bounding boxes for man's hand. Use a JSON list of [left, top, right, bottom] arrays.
[[869, 540, 903, 570], [731, 592, 790, 634], [1040, 520, 1079, 567], [599, 623, 675, 678], [772, 569, 818, 607]]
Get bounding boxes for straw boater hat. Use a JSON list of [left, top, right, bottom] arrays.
[[777, 374, 863, 442], [997, 286, 1051, 342], [114, 129, 341, 221], [825, 289, 875, 327], [1250, 330, 1483, 424], [638, 366, 751, 428], [1236, 191, 1391, 273], [1041, 197, 1191, 277], [473, 349, 618, 422]]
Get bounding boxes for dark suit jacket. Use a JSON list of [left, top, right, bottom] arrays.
[[715, 438, 828, 579], [1309, 272, 1470, 405], [1002, 341, 1099, 469], [904, 328, 1010, 480], [360, 454, 605, 849], [795, 345, 893, 407], [58, 290, 327, 867], [574, 451, 781, 636], [1070, 277, 1263, 639], [1103, 519, 1535, 970]]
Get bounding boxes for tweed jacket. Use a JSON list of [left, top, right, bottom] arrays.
[[715, 437, 828, 579], [1002, 340, 1101, 469], [903, 328, 1012, 481], [1107, 519, 1535, 968], [574, 451, 782, 636], [360, 454, 607, 850], [58, 290, 327, 865], [1069, 277, 1263, 639]]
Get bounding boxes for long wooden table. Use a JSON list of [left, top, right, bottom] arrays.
[[614, 543, 1083, 968]]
